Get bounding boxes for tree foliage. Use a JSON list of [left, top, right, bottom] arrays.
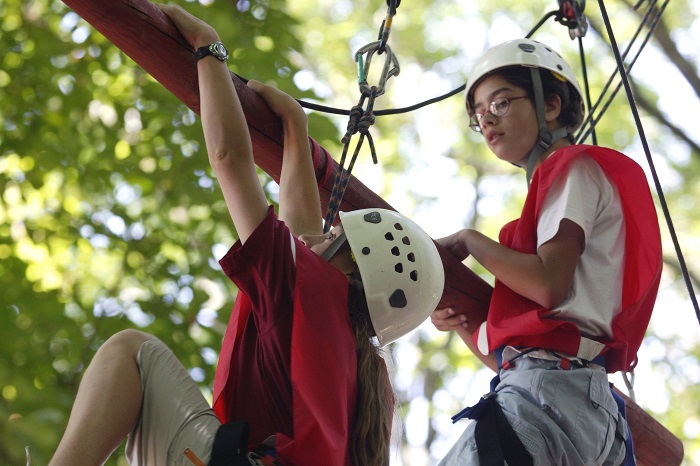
[[2, 0, 699, 464]]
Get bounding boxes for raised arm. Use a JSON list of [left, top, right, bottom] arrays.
[[157, 4, 268, 243], [245, 82, 323, 237]]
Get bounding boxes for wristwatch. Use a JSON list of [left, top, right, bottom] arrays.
[[194, 41, 229, 63]]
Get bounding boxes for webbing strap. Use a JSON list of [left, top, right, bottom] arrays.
[[209, 421, 251, 466], [474, 396, 534, 466], [611, 389, 637, 466]]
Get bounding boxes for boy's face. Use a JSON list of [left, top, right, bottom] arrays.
[[470, 74, 539, 166]]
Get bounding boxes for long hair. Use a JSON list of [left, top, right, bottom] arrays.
[[347, 278, 393, 466]]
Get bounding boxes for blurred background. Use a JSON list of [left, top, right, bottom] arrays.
[[1, 0, 699, 464]]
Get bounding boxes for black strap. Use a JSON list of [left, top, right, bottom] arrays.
[[209, 421, 250, 466], [474, 397, 534, 466]]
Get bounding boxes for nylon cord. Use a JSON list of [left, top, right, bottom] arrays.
[[576, 0, 663, 142]]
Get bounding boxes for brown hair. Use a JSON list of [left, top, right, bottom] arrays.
[[347, 280, 393, 466]]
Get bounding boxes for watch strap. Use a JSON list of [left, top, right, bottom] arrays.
[[194, 41, 229, 63]]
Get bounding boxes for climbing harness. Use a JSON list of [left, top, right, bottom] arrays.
[[322, 0, 400, 232]]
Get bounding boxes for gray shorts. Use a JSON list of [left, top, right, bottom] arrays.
[[125, 338, 221, 466], [438, 355, 628, 466]]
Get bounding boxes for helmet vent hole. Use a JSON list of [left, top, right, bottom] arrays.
[[394, 223, 403, 231], [410, 270, 418, 281], [385, 232, 394, 241], [391, 246, 400, 256], [402, 236, 410, 245], [389, 289, 407, 308], [407, 252, 415, 262], [362, 247, 371, 255], [395, 263, 403, 273]]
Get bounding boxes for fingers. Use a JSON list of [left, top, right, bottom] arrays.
[[246, 79, 267, 94], [247, 81, 306, 123], [247, 80, 286, 101], [155, 3, 218, 49], [431, 307, 469, 331]]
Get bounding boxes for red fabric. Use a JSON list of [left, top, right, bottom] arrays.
[[212, 292, 251, 424], [213, 207, 358, 465], [475, 145, 662, 373]]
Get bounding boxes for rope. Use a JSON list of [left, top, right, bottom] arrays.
[[322, 87, 379, 232], [296, 83, 466, 116], [577, 36, 597, 144], [596, 0, 700, 326], [575, 0, 664, 143], [237, 0, 700, 326]]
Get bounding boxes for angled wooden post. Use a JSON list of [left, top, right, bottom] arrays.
[[60, 0, 493, 326], [60, 0, 683, 464]]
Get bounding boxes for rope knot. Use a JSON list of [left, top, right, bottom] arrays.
[[358, 112, 376, 134], [341, 104, 365, 143]]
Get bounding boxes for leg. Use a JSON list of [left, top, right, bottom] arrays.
[[50, 329, 154, 466], [124, 336, 219, 466]]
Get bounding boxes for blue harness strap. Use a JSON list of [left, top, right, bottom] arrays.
[[611, 389, 637, 466]]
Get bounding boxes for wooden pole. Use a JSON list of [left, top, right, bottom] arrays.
[[60, 0, 493, 326], [60, 0, 684, 464]]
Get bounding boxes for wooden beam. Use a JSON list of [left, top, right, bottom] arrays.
[[614, 389, 684, 466], [60, 1, 684, 465], [60, 0, 493, 327]]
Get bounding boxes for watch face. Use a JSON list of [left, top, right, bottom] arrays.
[[211, 42, 229, 60]]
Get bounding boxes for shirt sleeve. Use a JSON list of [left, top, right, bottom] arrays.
[[218, 206, 296, 333], [536, 157, 607, 250]]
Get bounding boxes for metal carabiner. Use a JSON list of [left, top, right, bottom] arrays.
[[355, 41, 400, 97], [558, 0, 588, 39]]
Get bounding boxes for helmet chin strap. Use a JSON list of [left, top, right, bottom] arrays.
[[522, 68, 570, 187], [321, 232, 348, 262]]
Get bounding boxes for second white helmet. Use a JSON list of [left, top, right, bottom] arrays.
[[339, 208, 445, 346]]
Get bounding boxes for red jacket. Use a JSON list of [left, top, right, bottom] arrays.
[[474, 145, 662, 373]]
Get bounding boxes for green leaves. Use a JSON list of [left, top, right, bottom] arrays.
[[2, 0, 700, 463]]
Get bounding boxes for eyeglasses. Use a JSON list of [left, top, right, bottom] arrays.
[[468, 95, 529, 133]]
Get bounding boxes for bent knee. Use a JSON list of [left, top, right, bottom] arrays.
[[100, 329, 156, 357]]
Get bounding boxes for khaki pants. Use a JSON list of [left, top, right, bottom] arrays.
[[125, 338, 221, 466]]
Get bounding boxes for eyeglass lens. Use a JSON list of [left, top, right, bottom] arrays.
[[469, 97, 512, 132]]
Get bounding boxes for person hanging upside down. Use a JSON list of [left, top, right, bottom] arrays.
[[48, 4, 444, 466], [432, 39, 662, 466]]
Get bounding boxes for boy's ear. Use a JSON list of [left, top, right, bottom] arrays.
[[544, 94, 562, 123]]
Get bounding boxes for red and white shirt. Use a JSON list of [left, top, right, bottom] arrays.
[[474, 145, 662, 373]]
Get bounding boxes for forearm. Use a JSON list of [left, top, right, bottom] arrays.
[[197, 54, 253, 168], [455, 326, 498, 372], [278, 117, 322, 236], [464, 229, 571, 309]]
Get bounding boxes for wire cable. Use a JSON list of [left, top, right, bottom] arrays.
[[596, 0, 700, 325]]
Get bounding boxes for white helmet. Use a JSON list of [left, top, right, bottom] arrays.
[[465, 38, 585, 131], [338, 208, 444, 346], [466, 39, 585, 185]]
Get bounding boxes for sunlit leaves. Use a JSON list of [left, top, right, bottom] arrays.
[[2, 0, 700, 464]]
